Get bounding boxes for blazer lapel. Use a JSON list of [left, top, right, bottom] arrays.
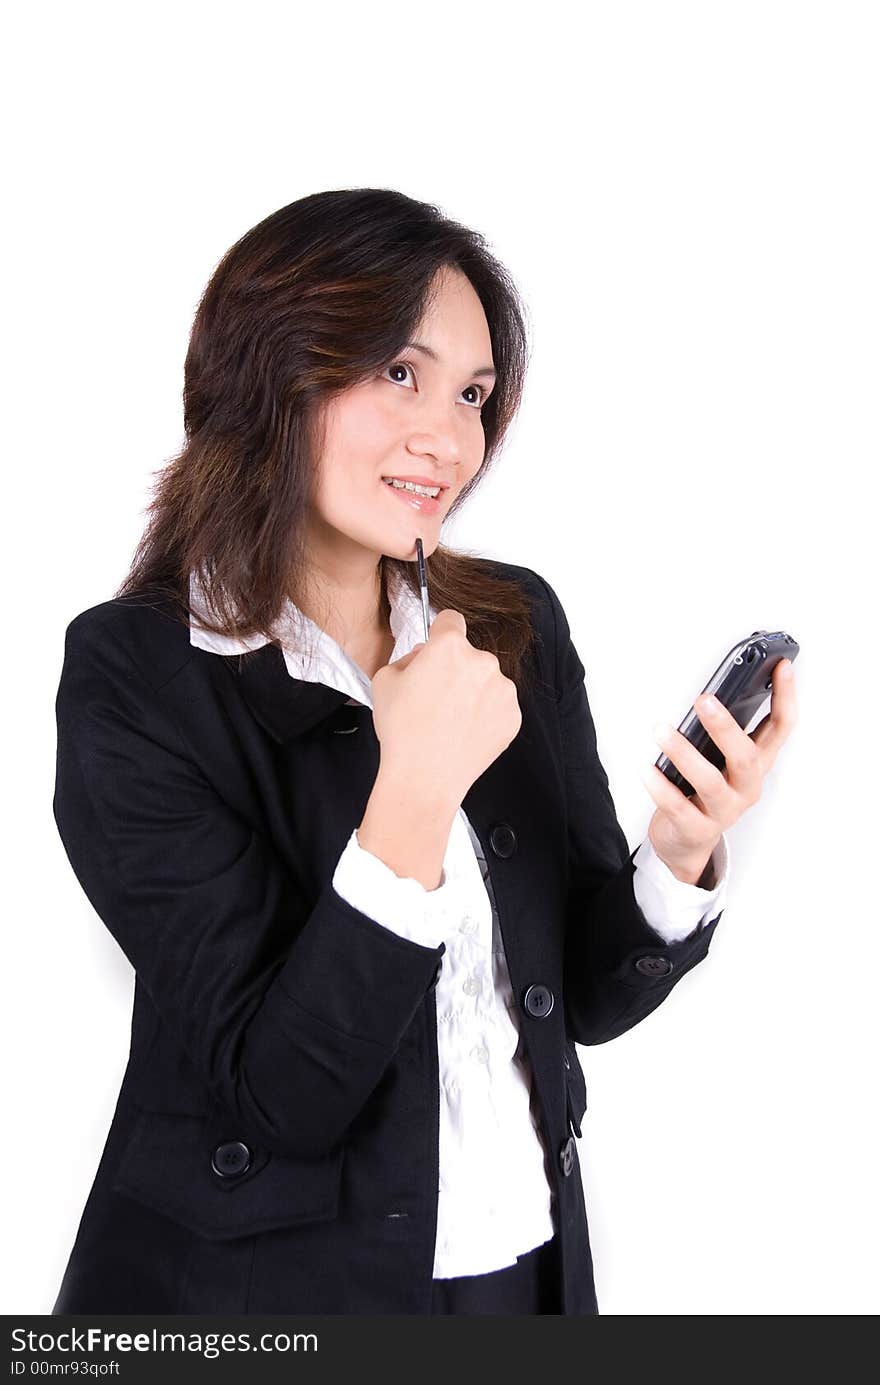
[[223, 644, 354, 743]]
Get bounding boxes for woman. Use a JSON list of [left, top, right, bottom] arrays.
[[51, 188, 796, 1315]]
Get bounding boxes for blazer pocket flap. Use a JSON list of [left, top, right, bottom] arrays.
[[112, 1109, 344, 1241], [565, 1047, 588, 1138]]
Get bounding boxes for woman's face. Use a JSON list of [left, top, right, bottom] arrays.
[[308, 266, 496, 566]]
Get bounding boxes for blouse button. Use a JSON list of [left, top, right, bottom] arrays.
[[471, 1043, 490, 1064], [459, 917, 479, 936], [462, 974, 481, 996]]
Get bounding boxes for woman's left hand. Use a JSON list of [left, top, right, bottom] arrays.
[[641, 657, 798, 886]]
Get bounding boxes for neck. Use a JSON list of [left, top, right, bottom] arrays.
[[296, 556, 390, 649]]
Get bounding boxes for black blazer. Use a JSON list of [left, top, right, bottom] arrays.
[[50, 558, 722, 1316]]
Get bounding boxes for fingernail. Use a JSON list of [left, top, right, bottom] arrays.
[[781, 660, 793, 680], [700, 695, 720, 716]]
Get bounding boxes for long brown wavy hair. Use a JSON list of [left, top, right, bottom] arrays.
[[115, 188, 540, 691]]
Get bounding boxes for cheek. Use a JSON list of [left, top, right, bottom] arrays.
[[317, 393, 393, 490], [328, 388, 393, 456], [465, 437, 487, 482], [314, 412, 396, 527]]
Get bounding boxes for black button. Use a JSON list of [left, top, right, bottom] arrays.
[[489, 823, 517, 859], [563, 1052, 571, 1070], [523, 983, 554, 1019], [211, 1141, 251, 1178], [635, 955, 674, 977], [559, 1137, 576, 1177]]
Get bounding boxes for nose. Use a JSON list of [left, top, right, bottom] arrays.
[[406, 428, 463, 470], [405, 400, 469, 468]]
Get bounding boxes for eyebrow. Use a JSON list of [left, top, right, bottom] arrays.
[[403, 340, 497, 380]]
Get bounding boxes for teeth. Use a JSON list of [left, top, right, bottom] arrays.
[[382, 478, 441, 498]]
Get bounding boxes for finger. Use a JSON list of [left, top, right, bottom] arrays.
[[640, 763, 716, 837], [652, 717, 736, 815], [751, 658, 798, 760], [430, 609, 467, 635], [691, 695, 763, 798]]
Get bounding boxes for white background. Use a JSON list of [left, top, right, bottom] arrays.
[[4, 0, 877, 1316]]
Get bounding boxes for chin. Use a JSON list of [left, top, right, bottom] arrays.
[[374, 533, 433, 561], [381, 544, 420, 563]]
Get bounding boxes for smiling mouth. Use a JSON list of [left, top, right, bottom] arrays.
[[381, 478, 444, 498]]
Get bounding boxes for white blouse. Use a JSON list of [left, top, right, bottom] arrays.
[[189, 566, 729, 1278]]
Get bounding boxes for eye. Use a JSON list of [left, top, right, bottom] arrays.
[[461, 383, 488, 408], [382, 360, 490, 409], [384, 361, 416, 390]]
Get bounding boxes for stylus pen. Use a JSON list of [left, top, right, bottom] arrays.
[[415, 537, 430, 643]]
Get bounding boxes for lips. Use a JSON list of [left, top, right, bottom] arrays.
[[381, 479, 444, 515]]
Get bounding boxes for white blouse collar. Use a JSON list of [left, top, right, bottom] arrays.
[[188, 563, 437, 707]]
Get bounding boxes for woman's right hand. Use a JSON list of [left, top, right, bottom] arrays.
[[370, 609, 523, 808]]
